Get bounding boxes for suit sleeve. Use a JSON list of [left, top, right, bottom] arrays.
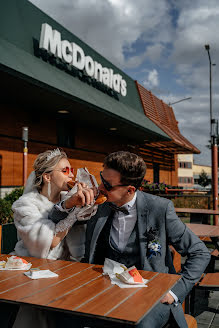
[[82, 214, 98, 263], [165, 201, 211, 303]]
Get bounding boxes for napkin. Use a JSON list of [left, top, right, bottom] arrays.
[[103, 258, 148, 288], [24, 269, 59, 279]]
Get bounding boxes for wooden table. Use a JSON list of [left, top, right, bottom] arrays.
[[0, 255, 181, 327], [198, 272, 219, 291], [186, 223, 219, 251], [175, 208, 219, 224]]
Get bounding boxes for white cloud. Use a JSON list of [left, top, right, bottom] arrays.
[[28, 0, 219, 166], [29, 0, 172, 68], [143, 69, 159, 89], [124, 43, 164, 69]]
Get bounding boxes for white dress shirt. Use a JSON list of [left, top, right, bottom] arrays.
[[110, 193, 137, 252], [110, 192, 178, 305]]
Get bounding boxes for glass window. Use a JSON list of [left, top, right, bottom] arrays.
[[57, 116, 75, 148], [153, 163, 160, 184], [178, 162, 192, 169]]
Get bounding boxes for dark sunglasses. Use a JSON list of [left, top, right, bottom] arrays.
[[54, 167, 74, 176], [100, 171, 129, 191]]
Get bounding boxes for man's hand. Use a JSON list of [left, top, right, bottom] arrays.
[[160, 292, 175, 304], [65, 183, 94, 209]]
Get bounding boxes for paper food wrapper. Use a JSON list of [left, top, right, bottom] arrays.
[[65, 167, 98, 221], [24, 269, 58, 279], [0, 256, 32, 271], [103, 258, 148, 288]]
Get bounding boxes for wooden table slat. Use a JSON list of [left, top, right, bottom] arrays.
[[0, 257, 75, 284], [186, 224, 219, 237], [199, 273, 219, 287], [19, 265, 101, 305], [175, 208, 219, 215], [0, 262, 89, 299], [75, 271, 156, 316], [49, 275, 113, 310], [108, 272, 180, 322], [50, 271, 157, 314]]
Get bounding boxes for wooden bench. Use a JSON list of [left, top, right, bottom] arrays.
[[175, 208, 219, 224], [200, 236, 212, 242], [165, 188, 197, 194], [184, 314, 197, 328], [164, 314, 197, 328]]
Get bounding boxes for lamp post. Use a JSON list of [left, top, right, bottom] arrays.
[[22, 127, 28, 185], [205, 44, 218, 225]]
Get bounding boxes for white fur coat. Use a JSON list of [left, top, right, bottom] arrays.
[[12, 190, 86, 260]]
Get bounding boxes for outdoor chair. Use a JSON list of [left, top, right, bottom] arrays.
[[0, 225, 2, 254], [0, 223, 17, 254]]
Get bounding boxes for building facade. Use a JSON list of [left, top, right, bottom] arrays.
[[0, 0, 199, 196], [177, 154, 194, 188], [177, 154, 215, 189]]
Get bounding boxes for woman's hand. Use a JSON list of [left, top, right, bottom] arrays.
[[64, 183, 94, 209]]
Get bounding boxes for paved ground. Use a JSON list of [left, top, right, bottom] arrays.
[[191, 259, 219, 327]]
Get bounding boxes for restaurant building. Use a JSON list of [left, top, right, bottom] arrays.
[[0, 0, 199, 196]]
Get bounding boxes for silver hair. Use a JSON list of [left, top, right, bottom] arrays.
[[33, 149, 67, 192]]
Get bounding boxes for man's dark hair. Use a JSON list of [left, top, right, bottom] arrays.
[[104, 151, 146, 189]]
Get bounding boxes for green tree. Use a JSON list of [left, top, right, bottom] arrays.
[[0, 187, 23, 224], [198, 170, 209, 187]]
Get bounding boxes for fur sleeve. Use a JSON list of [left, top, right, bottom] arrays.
[[12, 192, 56, 258]]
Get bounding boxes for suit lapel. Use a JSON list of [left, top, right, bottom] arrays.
[[136, 191, 153, 270], [89, 205, 112, 263]]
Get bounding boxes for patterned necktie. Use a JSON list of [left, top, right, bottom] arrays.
[[108, 203, 129, 215]]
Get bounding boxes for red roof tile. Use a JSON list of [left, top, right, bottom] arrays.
[[136, 82, 200, 154]]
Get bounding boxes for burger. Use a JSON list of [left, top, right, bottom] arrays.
[[67, 179, 76, 190], [95, 192, 107, 205], [67, 180, 107, 205]]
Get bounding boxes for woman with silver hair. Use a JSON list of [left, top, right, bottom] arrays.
[[9, 148, 96, 328], [12, 148, 96, 261]]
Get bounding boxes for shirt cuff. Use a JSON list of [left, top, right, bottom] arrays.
[[169, 290, 179, 306], [48, 200, 75, 224], [55, 200, 75, 213]]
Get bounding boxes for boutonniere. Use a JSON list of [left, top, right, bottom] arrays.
[[145, 227, 161, 259]]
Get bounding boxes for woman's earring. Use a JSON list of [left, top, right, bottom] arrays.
[[48, 181, 51, 200]]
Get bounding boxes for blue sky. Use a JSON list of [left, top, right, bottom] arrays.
[[29, 0, 219, 166]]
